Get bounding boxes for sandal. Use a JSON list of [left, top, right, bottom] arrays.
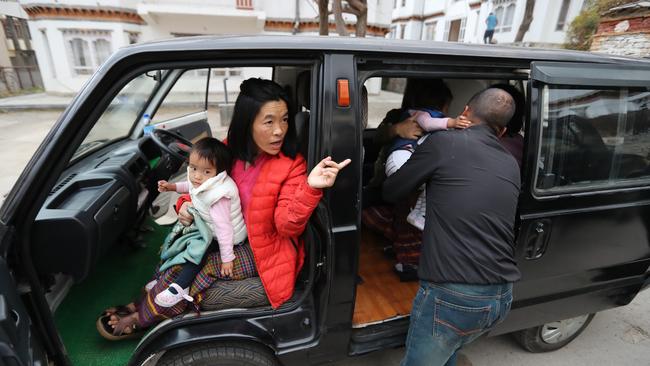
[[96, 313, 145, 341]]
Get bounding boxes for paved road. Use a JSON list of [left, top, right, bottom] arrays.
[[330, 289, 650, 366], [1, 110, 649, 365]]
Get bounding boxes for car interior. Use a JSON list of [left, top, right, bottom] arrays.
[[354, 76, 528, 330], [30, 63, 321, 364]]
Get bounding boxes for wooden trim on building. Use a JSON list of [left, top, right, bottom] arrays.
[[23, 5, 145, 25], [597, 15, 650, 35], [265, 19, 390, 37]]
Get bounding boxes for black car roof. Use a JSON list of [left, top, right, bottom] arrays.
[[114, 35, 649, 66]]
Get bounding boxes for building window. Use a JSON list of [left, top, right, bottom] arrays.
[[556, 0, 571, 31], [394, 0, 398, 9], [459, 17, 467, 41], [63, 29, 112, 76], [423, 21, 437, 40], [126, 31, 140, 45], [401, 0, 406, 7], [400, 24, 406, 39], [493, 0, 516, 33]]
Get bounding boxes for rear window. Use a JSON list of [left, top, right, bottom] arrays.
[[535, 86, 650, 194]]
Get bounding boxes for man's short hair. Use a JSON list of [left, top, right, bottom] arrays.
[[467, 88, 515, 128]]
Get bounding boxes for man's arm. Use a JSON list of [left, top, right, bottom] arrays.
[[382, 135, 442, 203]]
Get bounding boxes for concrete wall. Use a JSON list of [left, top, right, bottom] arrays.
[[592, 32, 650, 57]]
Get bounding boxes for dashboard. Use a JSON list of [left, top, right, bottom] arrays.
[[30, 137, 177, 282]]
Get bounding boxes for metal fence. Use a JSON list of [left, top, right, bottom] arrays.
[[0, 66, 43, 94]]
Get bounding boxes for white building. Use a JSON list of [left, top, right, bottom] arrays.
[[389, 0, 585, 47], [21, 0, 392, 94]]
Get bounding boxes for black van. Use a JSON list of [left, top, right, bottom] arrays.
[[1, 36, 649, 366]]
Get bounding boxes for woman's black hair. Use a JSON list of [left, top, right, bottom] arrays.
[[491, 83, 525, 136], [227, 78, 298, 163], [192, 137, 233, 175]]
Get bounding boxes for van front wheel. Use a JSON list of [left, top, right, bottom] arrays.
[[158, 341, 278, 366], [514, 313, 595, 352]]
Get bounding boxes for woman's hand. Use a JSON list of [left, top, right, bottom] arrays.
[[391, 118, 423, 140], [447, 115, 473, 129], [178, 202, 194, 226], [221, 261, 234, 277], [308, 156, 352, 189]]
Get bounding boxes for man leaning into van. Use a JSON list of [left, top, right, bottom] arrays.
[[383, 88, 521, 366]]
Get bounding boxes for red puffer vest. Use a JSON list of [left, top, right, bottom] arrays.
[[246, 153, 322, 308], [176, 153, 322, 308]]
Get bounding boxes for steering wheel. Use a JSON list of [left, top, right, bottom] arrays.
[[149, 128, 193, 163]]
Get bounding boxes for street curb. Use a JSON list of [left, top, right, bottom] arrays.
[[0, 105, 67, 112]]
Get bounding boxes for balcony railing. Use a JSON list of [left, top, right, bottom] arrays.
[[236, 0, 253, 10]]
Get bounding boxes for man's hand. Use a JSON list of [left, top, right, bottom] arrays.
[[178, 201, 194, 226], [392, 118, 424, 140], [157, 180, 176, 192], [221, 261, 234, 277], [447, 115, 473, 129]]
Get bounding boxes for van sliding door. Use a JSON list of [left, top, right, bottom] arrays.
[[495, 61, 650, 335]]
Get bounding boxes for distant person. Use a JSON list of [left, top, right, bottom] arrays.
[[484, 12, 498, 44], [384, 88, 520, 365]]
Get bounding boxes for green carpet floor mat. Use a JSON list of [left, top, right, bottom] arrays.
[[54, 220, 169, 366]]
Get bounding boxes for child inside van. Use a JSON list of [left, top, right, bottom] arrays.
[[154, 137, 246, 307], [384, 80, 470, 231]]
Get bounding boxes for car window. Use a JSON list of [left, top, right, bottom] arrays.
[[150, 68, 209, 124], [74, 70, 164, 159], [536, 86, 650, 193]]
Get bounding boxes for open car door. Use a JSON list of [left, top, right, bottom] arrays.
[[496, 61, 650, 335], [139, 68, 215, 144], [0, 226, 50, 366]]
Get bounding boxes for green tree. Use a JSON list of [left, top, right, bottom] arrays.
[[565, 0, 639, 50]]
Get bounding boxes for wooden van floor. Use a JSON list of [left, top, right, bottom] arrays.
[[53, 219, 168, 366], [353, 228, 419, 327]]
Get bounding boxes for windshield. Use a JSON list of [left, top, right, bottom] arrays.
[[73, 70, 165, 159]]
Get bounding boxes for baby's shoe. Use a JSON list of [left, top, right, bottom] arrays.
[[154, 283, 193, 307], [144, 279, 157, 292], [406, 209, 425, 231]]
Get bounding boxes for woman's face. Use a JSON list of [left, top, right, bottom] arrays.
[[252, 100, 289, 156]]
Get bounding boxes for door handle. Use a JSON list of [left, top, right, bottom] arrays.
[[525, 220, 551, 260]]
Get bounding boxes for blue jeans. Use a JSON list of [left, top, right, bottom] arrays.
[[401, 281, 513, 366]]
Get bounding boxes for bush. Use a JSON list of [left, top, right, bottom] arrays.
[[564, 0, 639, 50]]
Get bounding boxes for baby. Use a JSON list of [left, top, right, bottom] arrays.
[[155, 137, 247, 307], [384, 80, 469, 230]]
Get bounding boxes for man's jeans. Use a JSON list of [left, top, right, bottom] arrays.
[[401, 281, 513, 366]]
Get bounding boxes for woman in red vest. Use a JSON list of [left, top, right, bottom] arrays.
[[101, 78, 349, 339]]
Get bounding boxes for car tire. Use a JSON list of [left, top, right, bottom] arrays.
[[157, 341, 278, 366], [514, 313, 595, 353]]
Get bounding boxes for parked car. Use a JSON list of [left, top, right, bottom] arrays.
[[1, 36, 650, 366]]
